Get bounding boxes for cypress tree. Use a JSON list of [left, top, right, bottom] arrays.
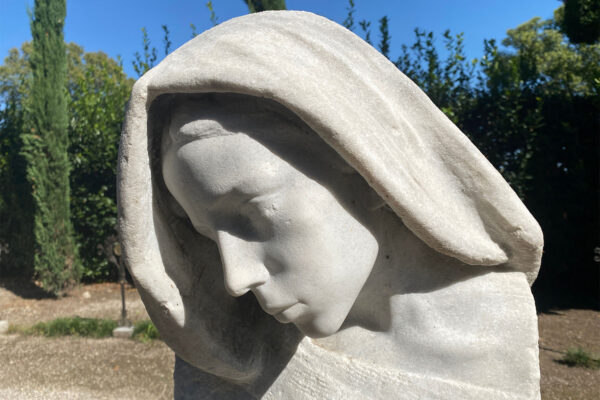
[[22, 0, 79, 294]]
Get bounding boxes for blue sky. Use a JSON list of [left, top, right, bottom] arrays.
[[1, 1, 561, 77]]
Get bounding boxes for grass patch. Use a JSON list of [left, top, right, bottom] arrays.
[[8, 317, 160, 342], [133, 320, 160, 342], [7, 324, 24, 334], [559, 347, 600, 369], [24, 317, 117, 338]]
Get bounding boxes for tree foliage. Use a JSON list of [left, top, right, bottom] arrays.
[[0, 42, 133, 284], [0, 45, 34, 276], [132, 27, 157, 77], [342, 0, 356, 31], [378, 16, 391, 59], [22, 0, 79, 294], [395, 29, 475, 124], [485, 16, 599, 302], [558, 0, 600, 44], [206, 1, 219, 26], [67, 45, 133, 281], [244, 0, 286, 13]]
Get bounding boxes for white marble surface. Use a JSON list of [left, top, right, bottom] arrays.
[[112, 326, 134, 339], [0, 320, 8, 334], [118, 11, 543, 399]]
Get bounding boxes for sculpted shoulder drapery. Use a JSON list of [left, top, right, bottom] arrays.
[[118, 10, 543, 399]]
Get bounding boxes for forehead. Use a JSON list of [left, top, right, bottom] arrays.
[[170, 133, 295, 201], [161, 93, 325, 147], [158, 93, 352, 204]]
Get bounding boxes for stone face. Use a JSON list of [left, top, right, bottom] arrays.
[[118, 11, 543, 399]]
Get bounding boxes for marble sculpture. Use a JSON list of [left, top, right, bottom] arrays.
[[118, 11, 543, 399]]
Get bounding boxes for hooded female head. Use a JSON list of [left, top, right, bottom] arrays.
[[118, 10, 543, 388]]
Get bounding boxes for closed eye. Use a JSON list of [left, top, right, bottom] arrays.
[[194, 191, 279, 242], [214, 195, 276, 242], [222, 211, 261, 241], [227, 203, 274, 242]]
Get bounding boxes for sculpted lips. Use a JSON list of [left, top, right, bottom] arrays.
[[261, 303, 296, 316], [253, 293, 299, 322], [251, 287, 297, 317]]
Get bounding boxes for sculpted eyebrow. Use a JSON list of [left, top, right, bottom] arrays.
[[172, 124, 236, 147]]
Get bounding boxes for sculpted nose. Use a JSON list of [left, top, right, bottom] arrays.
[[217, 231, 269, 297]]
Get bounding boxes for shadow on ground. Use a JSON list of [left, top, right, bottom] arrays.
[[0, 277, 55, 300]]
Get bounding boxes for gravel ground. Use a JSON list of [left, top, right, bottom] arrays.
[[538, 309, 600, 400], [0, 335, 174, 400], [0, 281, 598, 399], [0, 281, 174, 399], [0, 281, 149, 326]]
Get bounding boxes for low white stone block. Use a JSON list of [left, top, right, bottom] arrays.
[[0, 320, 8, 334], [112, 326, 134, 339]]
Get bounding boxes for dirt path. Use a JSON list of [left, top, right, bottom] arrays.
[[538, 309, 600, 400], [1, 282, 599, 399]]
